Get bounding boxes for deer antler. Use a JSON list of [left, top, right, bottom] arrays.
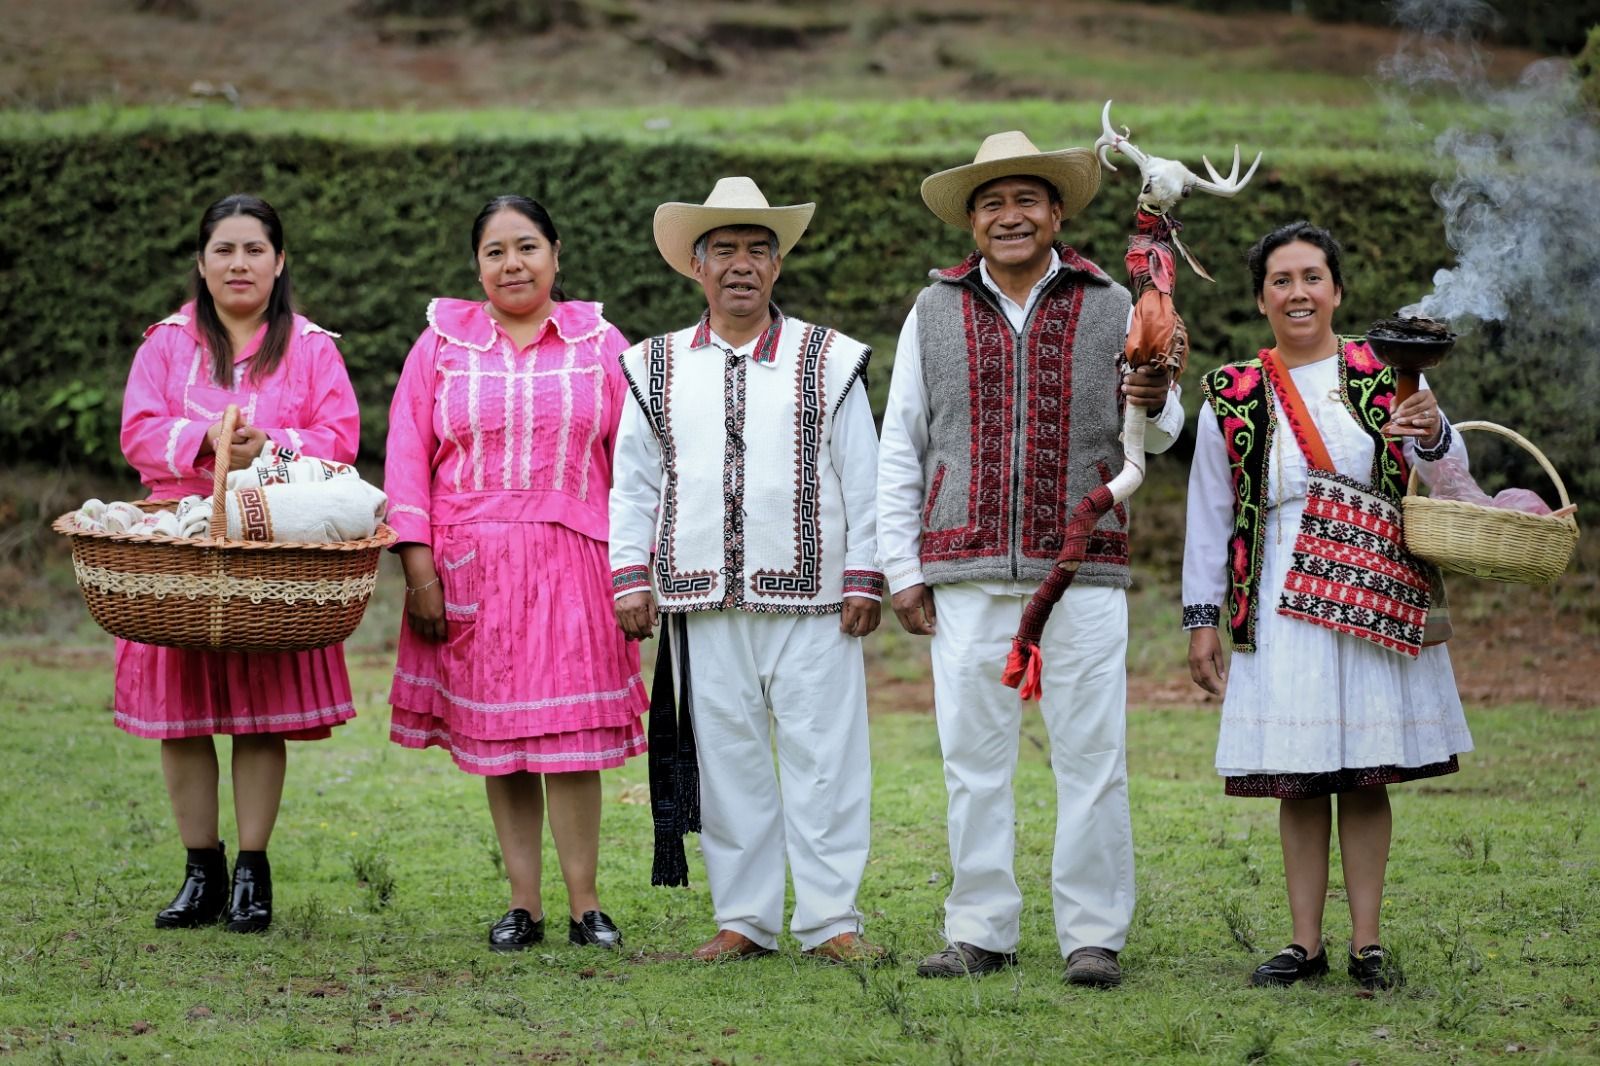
[[1194, 145, 1261, 198], [1094, 100, 1148, 172], [1094, 100, 1262, 214]]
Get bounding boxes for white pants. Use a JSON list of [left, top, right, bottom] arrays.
[[930, 581, 1134, 957], [683, 610, 872, 950]]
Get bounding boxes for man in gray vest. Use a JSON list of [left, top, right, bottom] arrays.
[[877, 131, 1183, 987]]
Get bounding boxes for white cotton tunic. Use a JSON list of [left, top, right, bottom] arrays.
[[1183, 356, 1475, 777]]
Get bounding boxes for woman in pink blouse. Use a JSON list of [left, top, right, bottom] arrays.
[[385, 196, 648, 952], [119, 194, 360, 934]]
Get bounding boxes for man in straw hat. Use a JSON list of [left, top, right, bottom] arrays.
[[609, 176, 886, 964], [877, 131, 1184, 987]]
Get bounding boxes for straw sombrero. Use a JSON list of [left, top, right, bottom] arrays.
[[921, 131, 1101, 229], [653, 177, 815, 278]]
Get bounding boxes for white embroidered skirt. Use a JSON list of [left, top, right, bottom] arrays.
[[1215, 496, 1475, 780]]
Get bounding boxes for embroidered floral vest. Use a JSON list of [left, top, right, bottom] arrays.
[[1199, 339, 1409, 651]]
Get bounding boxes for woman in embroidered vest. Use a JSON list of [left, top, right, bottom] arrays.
[[1182, 221, 1474, 991], [385, 195, 647, 952], [118, 194, 361, 934]]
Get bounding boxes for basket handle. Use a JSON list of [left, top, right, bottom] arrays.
[[1406, 418, 1574, 512], [208, 404, 239, 540]]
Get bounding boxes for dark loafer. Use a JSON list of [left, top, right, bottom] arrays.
[[155, 843, 229, 929], [915, 941, 1017, 978], [1348, 943, 1398, 991], [568, 910, 623, 949], [1065, 946, 1122, 988], [1251, 943, 1329, 987], [225, 858, 273, 934], [489, 908, 545, 952]]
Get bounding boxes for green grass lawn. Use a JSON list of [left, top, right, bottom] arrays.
[[1, 643, 1595, 1064]]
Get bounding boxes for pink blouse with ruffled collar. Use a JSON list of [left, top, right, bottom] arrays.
[[120, 302, 359, 501], [383, 298, 631, 545]]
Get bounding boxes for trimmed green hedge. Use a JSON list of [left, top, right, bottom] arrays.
[[1, 119, 1592, 501]]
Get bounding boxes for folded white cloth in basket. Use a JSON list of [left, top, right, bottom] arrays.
[[172, 495, 210, 537], [227, 441, 357, 490], [76, 495, 211, 537], [225, 478, 387, 543]]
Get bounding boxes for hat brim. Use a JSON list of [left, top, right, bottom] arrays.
[[653, 202, 816, 278], [920, 148, 1101, 229]]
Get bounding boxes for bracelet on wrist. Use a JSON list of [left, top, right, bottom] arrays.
[[405, 577, 439, 595]]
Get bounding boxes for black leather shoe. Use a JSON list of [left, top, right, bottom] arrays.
[[155, 843, 229, 929], [568, 910, 623, 949], [226, 853, 272, 933], [1348, 943, 1397, 990], [489, 908, 545, 952], [1251, 943, 1329, 987]]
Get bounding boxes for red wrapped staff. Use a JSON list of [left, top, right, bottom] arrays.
[[1002, 101, 1262, 698]]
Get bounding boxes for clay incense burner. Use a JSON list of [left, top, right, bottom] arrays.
[[1366, 315, 1457, 375]]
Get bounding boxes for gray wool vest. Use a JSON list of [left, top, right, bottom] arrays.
[[914, 247, 1134, 588]]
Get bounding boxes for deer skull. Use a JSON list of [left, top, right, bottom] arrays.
[[1093, 100, 1261, 216]]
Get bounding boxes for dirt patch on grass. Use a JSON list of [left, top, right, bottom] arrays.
[[0, 0, 1548, 111]]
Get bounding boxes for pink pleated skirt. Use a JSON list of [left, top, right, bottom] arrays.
[[389, 520, 647, 776], [114, 640, 356, 740]]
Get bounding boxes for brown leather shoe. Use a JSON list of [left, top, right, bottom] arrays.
[[916, 942, 1017, 978], [804, 932, 887, 965], [1065, 946, 1122, 988], [692, 929, 775, 962]]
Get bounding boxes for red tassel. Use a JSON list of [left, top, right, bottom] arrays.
[[1001, 639, 1028, 688], [1001, 638, 1043, 700]]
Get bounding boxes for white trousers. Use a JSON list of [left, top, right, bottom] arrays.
[[683, 610, 872, 950], [930, 581, 1134, 957]]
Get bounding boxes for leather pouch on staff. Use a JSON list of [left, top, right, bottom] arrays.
[[1126, 288, 1184, 370]]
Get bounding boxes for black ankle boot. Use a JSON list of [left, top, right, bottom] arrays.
[[226, 850, 272, 933], [155, 843, 229, 929]]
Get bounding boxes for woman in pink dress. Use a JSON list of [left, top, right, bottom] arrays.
[[118, 194, 360, 934], [385, 195, 648, 952]]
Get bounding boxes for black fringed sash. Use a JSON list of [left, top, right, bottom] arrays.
[[648, 614, 700, 887]]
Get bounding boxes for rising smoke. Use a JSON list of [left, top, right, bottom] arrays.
[[1381, 0, 1600, 501], [1386, 0, 1600, 333]]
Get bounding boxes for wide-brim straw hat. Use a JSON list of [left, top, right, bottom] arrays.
[[653, 176, 816, 278], [921, 131, 1101, 229]]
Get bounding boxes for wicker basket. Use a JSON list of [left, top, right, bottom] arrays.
[[53, 405, 396, 652], [1403, 420, 1579, 585]]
